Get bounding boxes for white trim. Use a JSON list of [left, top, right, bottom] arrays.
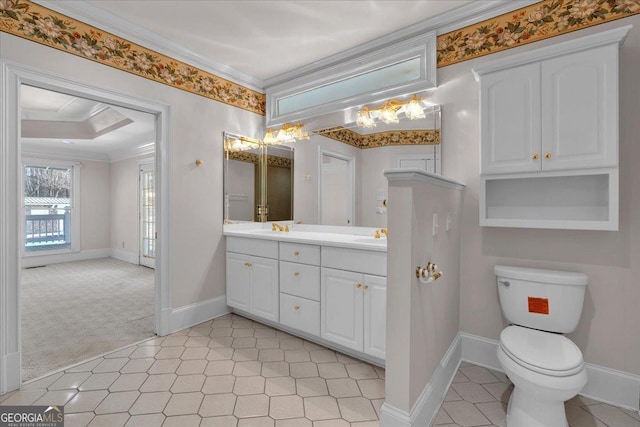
[[472, 25, 632, 80], [384, 168, 465, 190], [33, 1, 263, 92], [379, 334, 462, 427], [110, 249, 138, 265], [460, 332, 640, 412], [110, 142, 156, 163], [318, 148, 356, 227], [20, 248, 110, 268], [0, 61, 172, 394], [169, 296, 230, 334], [21, 146, 111, 163]]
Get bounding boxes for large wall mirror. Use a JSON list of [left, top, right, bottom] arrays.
[[223, 133, 293, 223], [223, 104, 440, 227]]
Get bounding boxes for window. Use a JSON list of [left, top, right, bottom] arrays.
[[23, 159, 80, 255]]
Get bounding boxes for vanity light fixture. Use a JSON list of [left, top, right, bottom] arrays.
[[264, 122, 310, 145], [356, 94, 428, 128], [223, 134, 260, 152]]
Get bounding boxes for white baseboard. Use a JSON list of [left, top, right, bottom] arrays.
[[380, 334, 462, 427], [20, 248, 111, 268], [110, 249, 138, 265], [0, 351, 21, 395], [169, 295, 229, 334], [460, 332, 640, 412]]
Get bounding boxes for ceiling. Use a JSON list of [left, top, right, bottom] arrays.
[[21, 85, 156, 160], [81, 0, 474, 82]]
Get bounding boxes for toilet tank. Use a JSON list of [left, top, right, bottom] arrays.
[[495, 265, 587, 334]]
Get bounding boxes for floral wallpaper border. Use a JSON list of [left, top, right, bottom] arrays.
[[317, 127, 441, 150], [0, 0, 266, 115], [437, 0, 640, 68]]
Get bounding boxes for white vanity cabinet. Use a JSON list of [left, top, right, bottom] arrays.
[[226, 232, 387, 363], [473, 26, 630, 230], [226, 238, 279, 322], [279, 242, 321, 336], [320, 247, 387, 359]]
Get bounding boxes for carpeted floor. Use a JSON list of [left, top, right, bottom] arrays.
[[21, 257, 155, 381]]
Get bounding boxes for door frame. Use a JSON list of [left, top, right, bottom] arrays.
[[0, 61, 173, 394], [317, 148, 355, 226], [138, 159, 156, 269]]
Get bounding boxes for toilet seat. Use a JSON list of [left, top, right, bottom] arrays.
[[500, 325, 584, 377]]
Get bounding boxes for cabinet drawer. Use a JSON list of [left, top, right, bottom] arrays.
[[280, 261, 320, 301], [322, 246, 386, 276], [227, 237, 278, 259], [280, 294, 320, 336], [280, 242, 320, 265]]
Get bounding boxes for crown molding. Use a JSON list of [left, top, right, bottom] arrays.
[[21, 145, 111, 162], [32, 0, 264, 92], [109, 142, 156, 163], [264, 0, 540, 88]]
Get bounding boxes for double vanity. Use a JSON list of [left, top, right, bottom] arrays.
[[224, 223, 387, 365]]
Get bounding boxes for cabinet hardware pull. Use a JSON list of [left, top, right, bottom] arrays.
[[364, 285, 369, 290], [294, 305, 300, 310], [356, 283, 362, 289], [293, 251, 300, 256], [498, 280, 510, 287], [531, 154, 539, 160], [244, 262, 252, 267], [544, 152, 552, 159], [294, 272, 300, 276]]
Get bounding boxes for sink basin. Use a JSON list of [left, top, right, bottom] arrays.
[[353, 238, 387, 245]]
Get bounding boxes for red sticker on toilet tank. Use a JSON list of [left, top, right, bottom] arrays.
[[528, 297, 549, 315]]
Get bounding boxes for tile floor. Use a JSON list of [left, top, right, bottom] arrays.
[[435, 362, 640, 427], [1, 313, 638, 427]]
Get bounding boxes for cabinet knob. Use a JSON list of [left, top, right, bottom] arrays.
[[244, 262, 252, 267], [364, 285, 369, 290], [531, 154, 539, 160], [293, 251, 300, 256], [294, 272, 300, 276], [356, 283, 362, 289], [544, 152, 552, 159], [294, 305, 300, 310]]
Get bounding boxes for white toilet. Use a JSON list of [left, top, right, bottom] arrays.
[[495, 265, 588, 427]]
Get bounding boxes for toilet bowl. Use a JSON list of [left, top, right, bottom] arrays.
[[498, 326, 587, 427], [494, 266, 588, 427]]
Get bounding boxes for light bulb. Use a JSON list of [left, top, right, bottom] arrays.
[[356, 108, 376, 128], [405, 96, 426, 120], [379, 107, 399, 124]]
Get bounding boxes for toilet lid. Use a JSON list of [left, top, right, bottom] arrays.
[[500, 326, 584, 377]]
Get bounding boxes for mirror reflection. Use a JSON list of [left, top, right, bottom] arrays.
[[223, 133, 293, 223], [223, 104, 440, 228]]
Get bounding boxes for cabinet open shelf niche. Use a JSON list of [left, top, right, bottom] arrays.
[[481, 170, 618, 231]]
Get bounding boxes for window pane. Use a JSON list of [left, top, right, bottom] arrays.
[[24, 165, 72, 252]]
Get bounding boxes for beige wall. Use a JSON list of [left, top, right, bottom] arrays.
[[2, 32, 263, 309], [386, 175, 463, 412], [79, 160, 111, 251], [433, 17, 640, 376], [110, 156, 154, 257]]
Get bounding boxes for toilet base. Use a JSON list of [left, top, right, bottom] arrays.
[[506, 387, 568, 427]]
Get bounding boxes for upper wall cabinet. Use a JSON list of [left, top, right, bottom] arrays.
[[473, 25, 631, 231], [473, 26, 629, 176], [265, 32, 436, 128]]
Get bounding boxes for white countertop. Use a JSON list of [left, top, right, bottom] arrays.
[[223, 223, 387, 252]]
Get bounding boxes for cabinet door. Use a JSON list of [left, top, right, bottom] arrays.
[[480, 62, 541, 174], [541, 45, 618, 170], [226, 252, 251, 311], [250, 256, 279, 322], [321, 268, 363, 352], [363, 275, 386, 359]]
